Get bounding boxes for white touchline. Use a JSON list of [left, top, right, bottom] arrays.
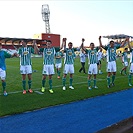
[[0, 76, 126, 95], [34, 91, 44, 95]]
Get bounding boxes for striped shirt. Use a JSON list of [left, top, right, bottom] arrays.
[[41, 47, 56, 65], [19, 47, 34, 65], [86, 47, 99, 64], [122, 52, 128, 62], [64, 48, 76, 64], [104, 45, 120, 62], [0, 50, 11, 70], [55, 51, 63, 64]]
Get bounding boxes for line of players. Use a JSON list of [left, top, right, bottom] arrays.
[[0, 37, 132, 96]]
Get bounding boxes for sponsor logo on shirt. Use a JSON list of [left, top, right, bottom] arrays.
[[68, 52, 72, 56], [111, 49, 115, 53], [91, 51, 94, 55], [47, 51, 52, 55], [23, 51, 29, 55]]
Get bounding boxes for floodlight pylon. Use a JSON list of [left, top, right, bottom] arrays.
[[41, 4, 50, 33]]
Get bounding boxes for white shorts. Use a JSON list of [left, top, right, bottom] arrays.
[[63, 64, 74, 74], [123, 62, 128, 67], [55, 63, 62, 69], [20, 65, 32, 74], [107, 61, 116, 72], [129, 63, 133, 73], [42, 65, 55, 75], [88, 64, 98, 75], [0, 68, 6, 80]]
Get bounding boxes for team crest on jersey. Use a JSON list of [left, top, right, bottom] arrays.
[[23, 51, 29, 55], [47, 51, 52, 55], [111, 49, 115, 53]]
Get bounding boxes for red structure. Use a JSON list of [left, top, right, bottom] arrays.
[[34, 33, 60, 48], [0, 33, 61, 49], [42, 33, 60, 47]]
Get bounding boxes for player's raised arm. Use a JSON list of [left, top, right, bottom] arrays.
[[99, 36, 104, 48], [60, 38, 64, 50], [80, 38, 86, 51], [63, 38, 67, 49], [33, 40, 39, 54], [120, 37, 129, 48]]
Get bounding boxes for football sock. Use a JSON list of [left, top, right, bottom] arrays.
[[42, 79, 46, 87], [49, 79, 52, 89], [2, 81, 6, 92], [128, 74, 131, 84], [88, 80, 91, 87], [121, 69, 123, 73], [28, 80, 32, 89], [93, 79, 96, 86], [56, 69, 58, 74], [22, 80, 26, 90], [112, 75, 115, 83], [107, 77, 110, 86], [124, 69, 127, 75], [58, 70, 60, 76], [62, 78, 66, 86], [70, 78, 73, 86]]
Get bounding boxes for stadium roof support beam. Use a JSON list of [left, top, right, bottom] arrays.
[[103, 34, 133, 39]]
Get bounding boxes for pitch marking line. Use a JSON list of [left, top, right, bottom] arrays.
[[34, 91, 44, 95], [0, 82, 87, 96], [0, 76, 127, 95]]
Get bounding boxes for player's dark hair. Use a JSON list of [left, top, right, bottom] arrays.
[[47, 40, 52, 43], [110, 40, 114, 44], [90, 43, 94, 46], [68, 42, 73, 45]]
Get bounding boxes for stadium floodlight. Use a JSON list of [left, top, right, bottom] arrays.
[[41, 4, 50, 33]]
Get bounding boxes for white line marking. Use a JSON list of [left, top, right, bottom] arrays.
[[0, 76, 127, 95], [34, 91, 44, 95], [7, 90, 22, 94]]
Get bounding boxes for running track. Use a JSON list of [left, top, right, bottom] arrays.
[[0, 88, 132, 133]]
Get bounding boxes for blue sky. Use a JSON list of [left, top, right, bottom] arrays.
[[0, 0, 133, 46]]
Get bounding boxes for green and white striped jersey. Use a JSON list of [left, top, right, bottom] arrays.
[[122, 52, 128, 62], [64, 48, 76, 64], [40, 47, 56, 65], [86, 47, 99, 64], [104, 45, 120, 62], [19, 47, 34, 65], [55, 51, 63, 64], [130, 49, 133, 63]]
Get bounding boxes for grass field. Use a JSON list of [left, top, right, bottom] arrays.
[[0, 57, 132, 117]]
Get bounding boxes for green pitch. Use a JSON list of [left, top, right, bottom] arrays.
[[0, 57, 132, 117]]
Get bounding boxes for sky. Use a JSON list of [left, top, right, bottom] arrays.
[[0, 0, 133, 47]]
